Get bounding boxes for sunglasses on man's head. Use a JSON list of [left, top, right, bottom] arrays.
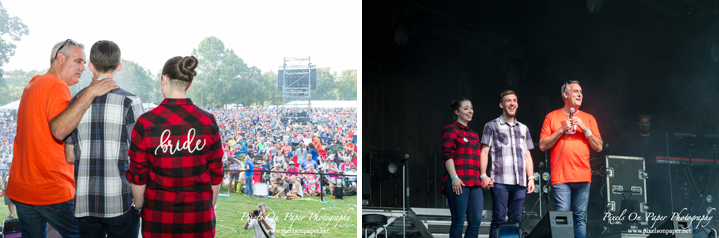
[[54, 39, 78, 60]]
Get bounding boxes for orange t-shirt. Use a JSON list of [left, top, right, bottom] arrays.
[[540, 109, 602, 185], [312, 137, 324, 151], [6, 74, 75, 205]]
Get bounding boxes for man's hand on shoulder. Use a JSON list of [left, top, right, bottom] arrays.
[[87, 77, 119, 97]]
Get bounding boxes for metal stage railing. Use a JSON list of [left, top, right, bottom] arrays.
[[227, 169, 357, 201]]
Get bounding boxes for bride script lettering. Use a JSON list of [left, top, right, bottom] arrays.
[[154, 128, 207, 155]]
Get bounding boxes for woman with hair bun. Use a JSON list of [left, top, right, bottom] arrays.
[[441, 97, 486, 238], [126, 56, 224, 238]]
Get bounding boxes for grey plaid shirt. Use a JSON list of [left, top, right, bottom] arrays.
[[480, 116, 534, 187], [65, 88, 143, 218]]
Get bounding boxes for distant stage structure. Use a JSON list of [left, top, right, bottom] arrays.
[[278, 56, 316, 110]]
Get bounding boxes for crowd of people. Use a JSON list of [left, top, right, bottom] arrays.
[[0, 114, 15, 171], [1, 38, 357, 238], [212, 107, 358, 199], [0, 114, 16, 219]]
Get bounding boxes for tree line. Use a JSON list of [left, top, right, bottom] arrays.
[[0, 35, 357, 107]]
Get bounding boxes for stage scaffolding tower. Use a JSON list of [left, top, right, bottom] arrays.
[[279, 57, 315, 110]]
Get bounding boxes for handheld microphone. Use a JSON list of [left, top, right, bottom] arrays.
[[569, 107, 575, 118]]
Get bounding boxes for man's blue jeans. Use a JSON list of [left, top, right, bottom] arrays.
[[489, 183, 526, 238], [77, 209, 140, 238], [444, 179, 484, 238], [10, 198, 80, 238], [552, 182, 590, 238], [245, 175, 254, 195]]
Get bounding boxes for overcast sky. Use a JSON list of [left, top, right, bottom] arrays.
[[1, 0, 361, 76]]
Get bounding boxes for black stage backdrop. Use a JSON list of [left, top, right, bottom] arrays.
[[363, 0, 719, 216]]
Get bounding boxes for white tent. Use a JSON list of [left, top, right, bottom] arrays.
[[282, 100, 357, 108], [142, 103, 157, 111], [0, 100, 20, 111]]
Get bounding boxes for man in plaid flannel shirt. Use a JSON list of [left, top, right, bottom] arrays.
[[65, 40, 143, 237], [479, 90, 535, 238]]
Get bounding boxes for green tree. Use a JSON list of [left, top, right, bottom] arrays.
[[262, 70, 282, 105], [336, 69, 357, 100], [0, 69, 43, 105], [191, 36, 250, 107], [115, 59, 161, 103], [312, 67, 337, 100], [0, 2, 28, 68]]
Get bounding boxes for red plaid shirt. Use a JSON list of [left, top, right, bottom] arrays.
[[126, 98, 224, 238], [441, 121, 483, 194]]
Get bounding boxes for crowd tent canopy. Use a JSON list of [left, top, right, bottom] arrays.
[[282, 100, 357, 108], [142, 103, 157, 111], [0, 100, 20, 111], [0, 100, 158, 112]]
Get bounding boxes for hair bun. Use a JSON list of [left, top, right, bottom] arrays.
[[179, 56, 198, 77]]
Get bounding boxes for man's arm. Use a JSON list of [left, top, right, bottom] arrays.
[[479, 145, 492, 188], [539, 119, 571, 151], [524, 150, 535, 193], [586, 132, 603, 152], [243, 215, 252, 230], [572, 117, 603, 152], [65, 144, 74, 164], [49, 78, 119, 140], [260, 218, 275, 235]]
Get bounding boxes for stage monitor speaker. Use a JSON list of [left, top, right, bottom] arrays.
[[646, 217, 693, 238], [527, 211, 574, 238], [497, 222, 525, 238]]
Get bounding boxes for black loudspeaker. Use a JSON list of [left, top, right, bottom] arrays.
[[2, 218, 21, 234], [333, 184, 344, 199], [646, 218, 693, 238], [527, 211, 574, 238]]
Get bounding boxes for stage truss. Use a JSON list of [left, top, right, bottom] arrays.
[[279, 57, 315, 110]]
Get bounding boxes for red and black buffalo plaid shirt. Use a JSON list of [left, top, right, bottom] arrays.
[[441, 121, 483, 194], [126, 98, 224, 238]]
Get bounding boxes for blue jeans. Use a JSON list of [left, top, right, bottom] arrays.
[[10, 198, 80, 238], [444, 179, 483, 238], [552, 182, 590, 238], [489, 183, 526, 238], [245, 176, 254, 195], [77, 209, 140, 238]]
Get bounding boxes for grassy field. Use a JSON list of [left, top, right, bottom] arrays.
[[214, 184, 358, 238], [0, 185, 358, 238]]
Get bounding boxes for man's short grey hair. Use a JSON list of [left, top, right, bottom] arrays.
[[561, 80, 580, 95], [258, 203, 267, 211], [50, 40, 85, 65]]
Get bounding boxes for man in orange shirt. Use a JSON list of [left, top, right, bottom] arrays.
[[5, 39, 118, 237], [312, 133, 326, 158], [343, 139, 355, 154], [539, 80, 602, 238]]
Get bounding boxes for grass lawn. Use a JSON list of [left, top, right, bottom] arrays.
[[0, 186, 358, 237], [215, 184, 358, 237], [0, 183, 358, 237]]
